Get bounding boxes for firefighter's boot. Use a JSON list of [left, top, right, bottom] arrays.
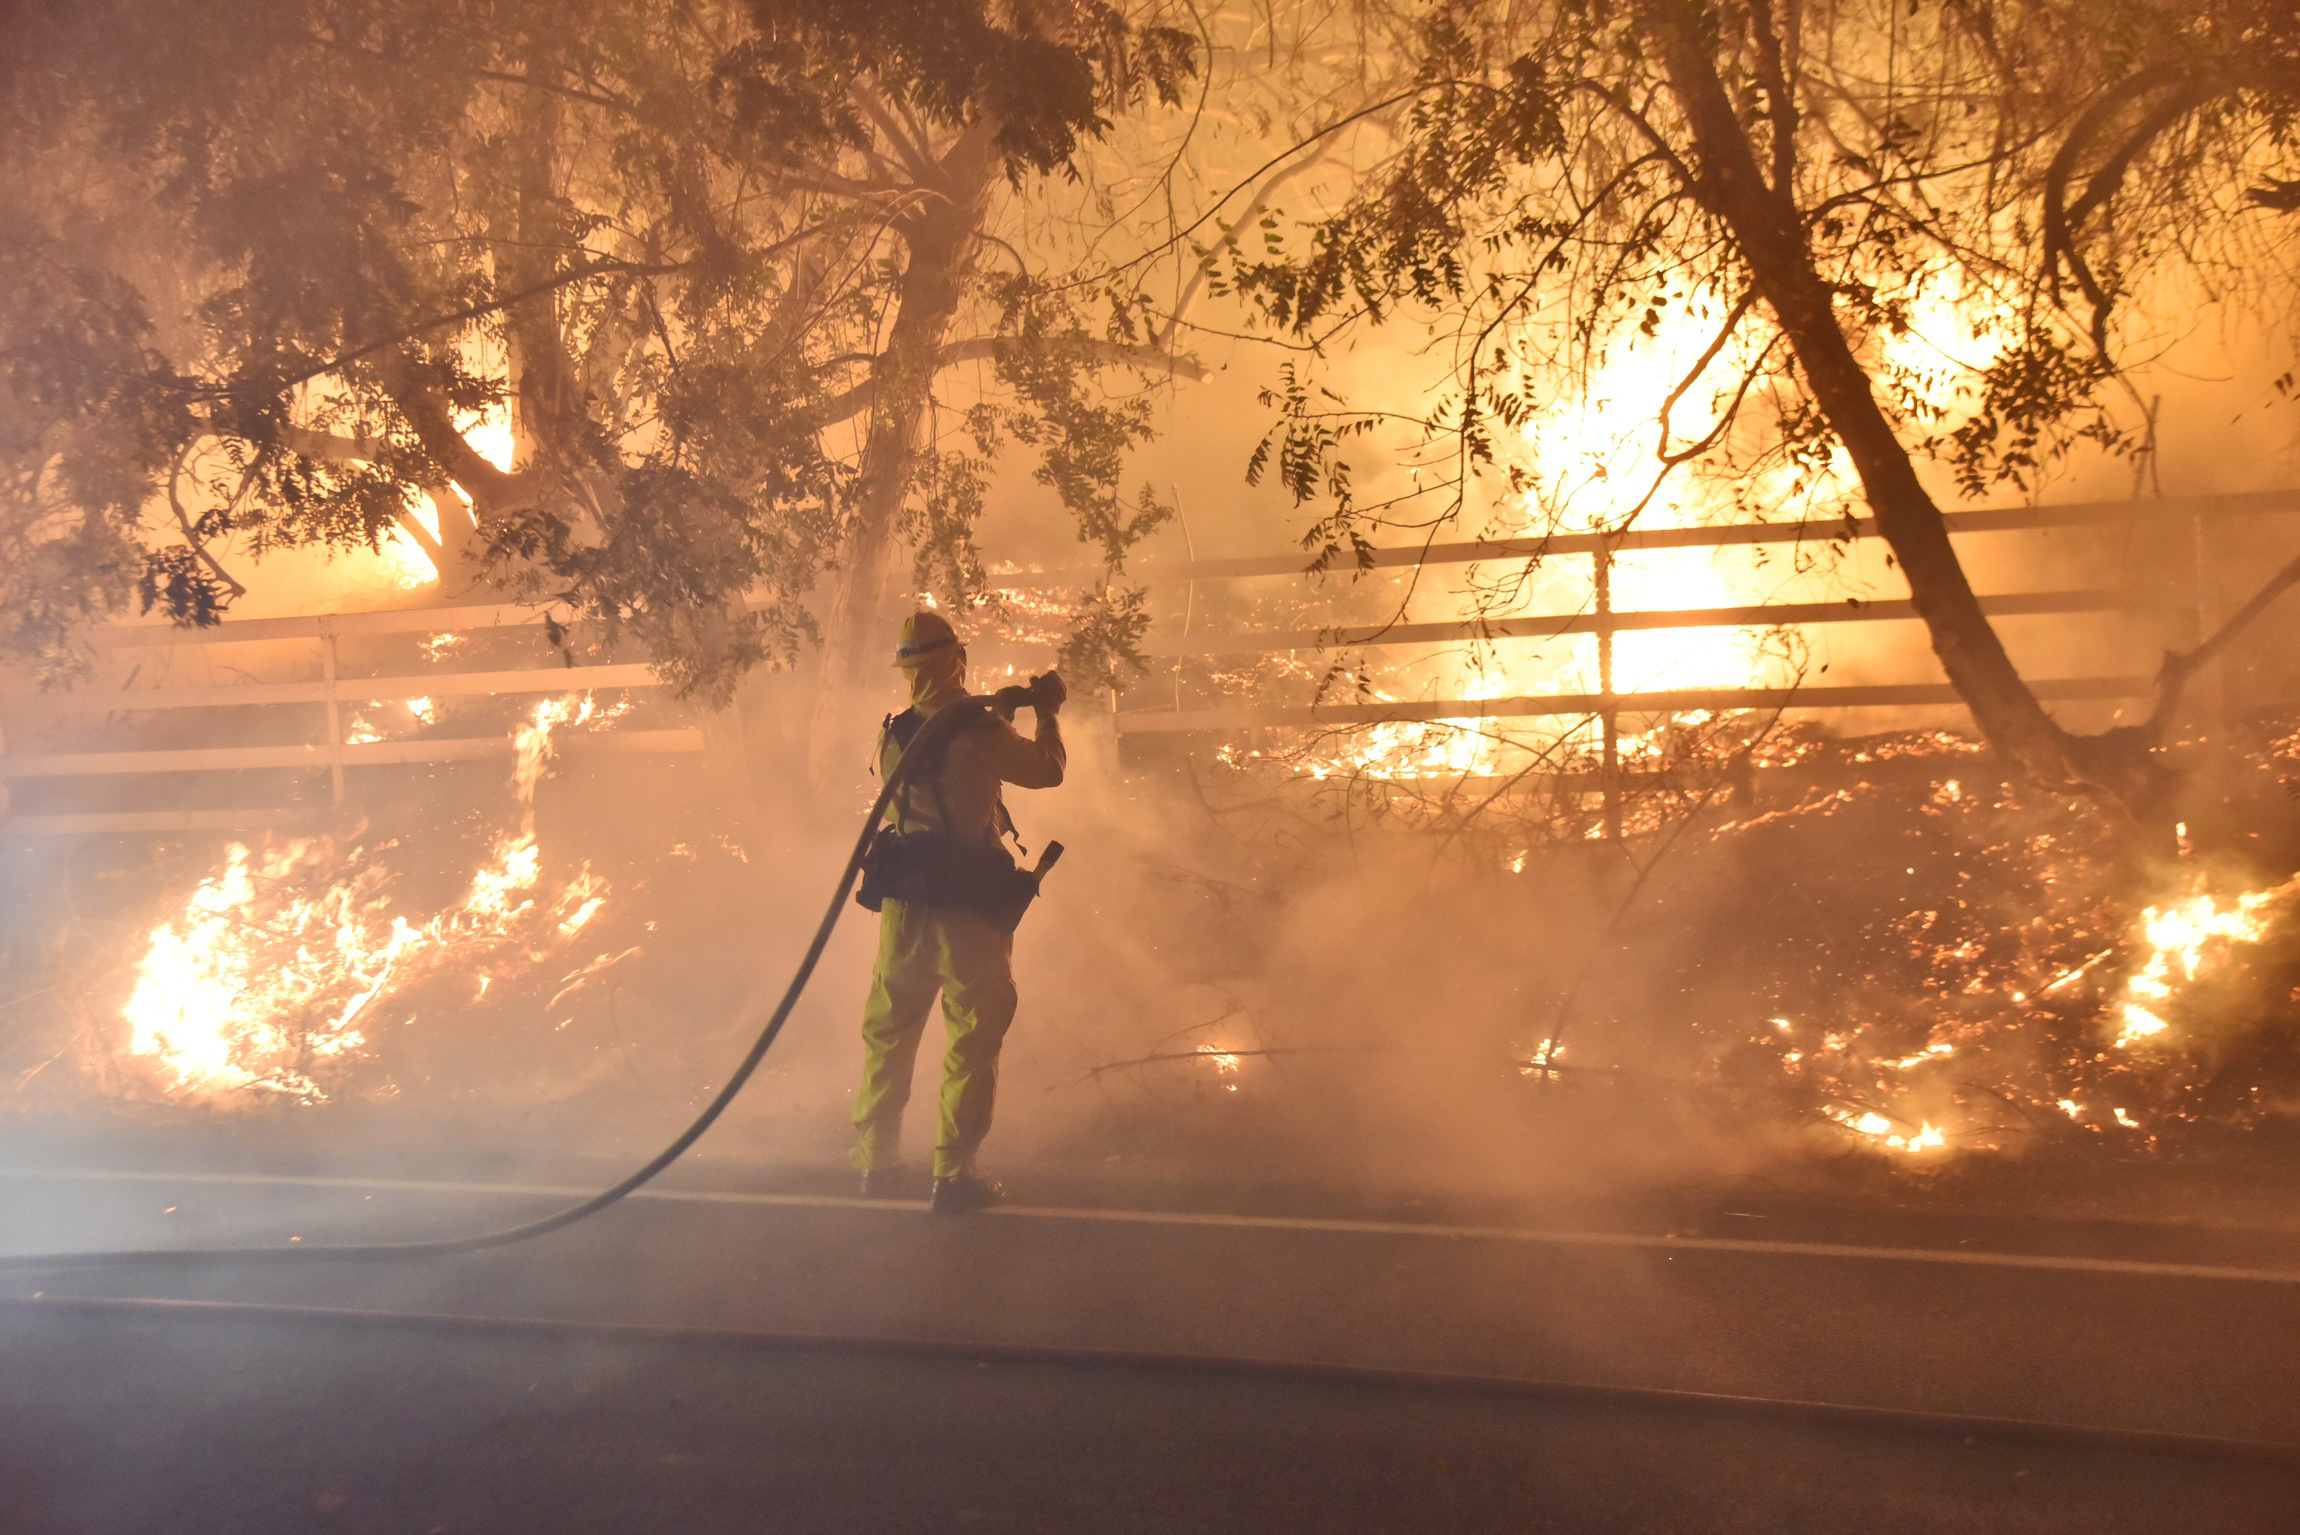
[[930, 1175, 1004, 1214]]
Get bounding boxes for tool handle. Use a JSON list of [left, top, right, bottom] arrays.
[[1031, 840, 1066, 881]]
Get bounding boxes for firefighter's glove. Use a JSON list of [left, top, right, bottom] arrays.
[[992, 671, 1066, 720]]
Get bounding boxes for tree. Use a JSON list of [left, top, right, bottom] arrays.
[[1221, 0, 2300, 828], [0, 0, 1195, 718]]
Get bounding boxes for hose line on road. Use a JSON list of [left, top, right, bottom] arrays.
[[0, 701, 998, 1274]]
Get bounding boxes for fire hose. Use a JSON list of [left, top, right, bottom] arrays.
[[0, 696, 1036, 1273]]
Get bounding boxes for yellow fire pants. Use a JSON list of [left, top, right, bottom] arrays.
[[851, 898, 1018, 1180]]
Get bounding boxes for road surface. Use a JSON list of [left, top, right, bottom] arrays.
[[5, 1150, 2299, 1532]]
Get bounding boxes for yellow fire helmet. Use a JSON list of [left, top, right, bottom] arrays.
[[893, 609, 960, 667]]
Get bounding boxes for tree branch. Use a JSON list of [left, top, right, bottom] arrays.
[[1640, 0, 2103, 803], [2041, 66, 2205, 349], [850, 80, 940, 185], [472, 67, 640, 116], [164, 448, 248, 600], [2155, 545, 2300, 712], [275, 427, 383, 462], [369, 352, 529, 512], [1078, 1045, 1373, 1082], [1157, 148, 1334, 350], [813, 335, 1211, 429], [1746, 0, 1801, 196], [394, 508, 445, 569], [936, 336, 1210, 381], [1653, 290, 1757, 459], [219, 258, 690, 401]]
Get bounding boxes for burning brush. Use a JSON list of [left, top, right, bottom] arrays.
[[1698, 735, 2300, 1158], [120, 697, 615, 1104]]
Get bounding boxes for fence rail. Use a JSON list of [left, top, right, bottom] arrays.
[[1088, 488, 2300, 836], [85, 602, 548, 649], [3, 663, 664, 715], [0, 728, 706, 781], [0, 602, 698, 836], [5, 488, 2297, 838], [1114, 678, 2155, 735], [1138, 588, 2188, 657], [993, 488, 2300, 589]]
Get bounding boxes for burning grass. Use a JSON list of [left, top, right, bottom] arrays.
[[16, 668, 2300, 1191], [107, 697, 614, 1106], [1616, 726, 2300, 1160], [1175, 704, 2300, 1168]]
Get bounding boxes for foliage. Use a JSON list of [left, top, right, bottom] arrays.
[[0, 0, 1195, 698], [1055, 581, 1155, 694], [1233, 0, 2297, 524], [0, 232, 189, 681], [1216, 0, 2300, 816]]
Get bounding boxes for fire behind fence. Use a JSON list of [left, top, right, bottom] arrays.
[[7, 490, 2300, 1155], [1044, 487, 2300, 840], [2, 486, 2294, 835]]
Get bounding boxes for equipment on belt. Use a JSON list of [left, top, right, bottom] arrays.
[[0, 693, 1044, 1273], [855, 834, 1059, 928]]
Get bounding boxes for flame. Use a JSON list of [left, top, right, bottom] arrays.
[[1829, 1107, 1947, 1153], [1232, 271, 2021, 795], [1229, 707, 1505, 783], [2113, 881, 2285, 1048], [1238, 289, 1817, 792], [1756, 751, 2300, 1155], [461, 411, 516, 474], [379, 407, 512, 588], [122, 695, 611, 1102], [380, 496, 443, 591], [1502, 288, 1809, 700]]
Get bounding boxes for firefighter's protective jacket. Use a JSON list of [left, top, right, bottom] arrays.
[[878, 694, 1065, 844]]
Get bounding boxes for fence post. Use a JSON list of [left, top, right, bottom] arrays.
[[2191, 497, 2228, 743], [318, 616, 346, 808], [1595, 539, 1621, 839]]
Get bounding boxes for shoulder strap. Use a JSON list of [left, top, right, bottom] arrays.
[[880, 702, 995, 834]]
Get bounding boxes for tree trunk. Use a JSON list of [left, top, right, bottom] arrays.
[[805, 122, 1001, 789], [1642, 0, 2167, 821]]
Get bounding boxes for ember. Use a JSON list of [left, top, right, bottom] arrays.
[[1195, 1045, 1244, 1091]]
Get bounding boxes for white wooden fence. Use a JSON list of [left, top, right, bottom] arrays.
[[5, 489, 2294, 838], [0, 602, 700, 836]]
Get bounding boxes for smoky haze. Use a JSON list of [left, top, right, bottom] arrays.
[[15, 9, 2300, 1529], [8, 321, 2300, 1230]]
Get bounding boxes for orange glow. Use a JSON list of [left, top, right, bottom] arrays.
[[2114, 880, 2287, 1048], [122, 696, 612, 1102]]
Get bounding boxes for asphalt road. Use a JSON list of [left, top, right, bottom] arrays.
[[6, 1158, 2300, 1532], [9, 1300, 2297, 1535]]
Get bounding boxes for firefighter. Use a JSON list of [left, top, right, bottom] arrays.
[[850, 610, 1066, 1212]]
